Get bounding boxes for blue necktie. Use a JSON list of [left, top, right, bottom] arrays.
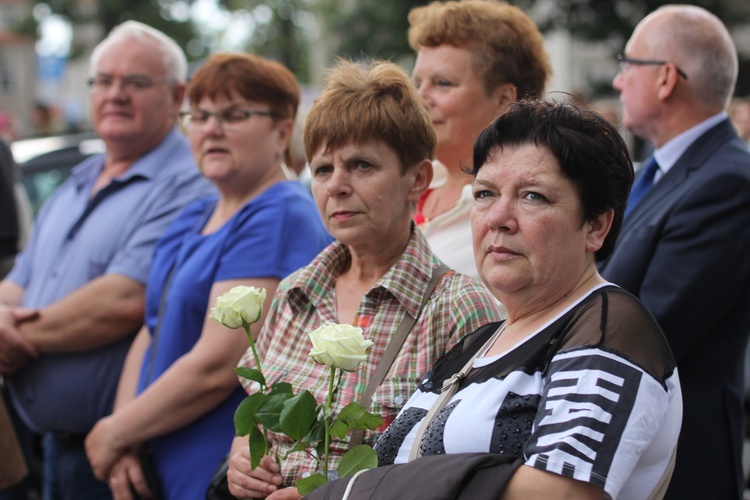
[[625, 157, 660, 217]]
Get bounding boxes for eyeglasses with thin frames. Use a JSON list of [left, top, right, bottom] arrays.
[[87, 74, 175, 92], [179, 108, 277, 132], [617, 54, 688, 80]]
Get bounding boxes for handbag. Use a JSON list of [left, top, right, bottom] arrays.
[[205, 456, 234, 500], [132, 443, 163, 500], [302, 452, 523, 500]]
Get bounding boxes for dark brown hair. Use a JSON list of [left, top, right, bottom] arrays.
[[470, 99, 634, 261]]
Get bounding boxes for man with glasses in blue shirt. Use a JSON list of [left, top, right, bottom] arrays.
[[0, 21, 213, 499], [600, 5, 750, 499]]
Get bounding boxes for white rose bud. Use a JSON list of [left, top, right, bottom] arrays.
[[308, 323, 374, 372], [210, 286, 267, 329]]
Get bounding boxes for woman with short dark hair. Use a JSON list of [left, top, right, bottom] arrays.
[[308, 100, 682, 500]]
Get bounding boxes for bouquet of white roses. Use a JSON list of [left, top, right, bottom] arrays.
[[210, 287, 382, 495]]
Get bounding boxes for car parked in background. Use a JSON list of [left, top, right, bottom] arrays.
[[11, 132, 105, 214]]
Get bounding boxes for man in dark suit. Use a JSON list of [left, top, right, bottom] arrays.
[[600, 5, 750, 499]]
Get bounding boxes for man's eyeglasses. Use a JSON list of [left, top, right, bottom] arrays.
[[87, 75, 175, 92], [179, 108, 276, 132], [617, 54, 688, 80]]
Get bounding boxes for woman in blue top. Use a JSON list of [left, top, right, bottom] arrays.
[[85, 53, 332, 499]]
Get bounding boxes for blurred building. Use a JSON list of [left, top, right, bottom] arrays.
[[0, 0, 36, 138]]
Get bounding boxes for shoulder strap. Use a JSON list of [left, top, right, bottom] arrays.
[[143, 265, 175, 385], [349, 263, 450, 448], [144, 202, 214, 385], [408, 323, 505, 461]]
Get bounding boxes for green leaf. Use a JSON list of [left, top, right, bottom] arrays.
[[329, 418, 349, 440], [302, 420, 325, 445], [345, 411, 384, 430], [279, 390, 318, 441], [295, 473, 328, 496], [248, 424, 267, 471], [234, 393, 264, 436], [337, 402, 366, 422], [284, 439, 310, 457], [269, 382, 293, 395], [235, 367, 266, 387], [256, 392, 294, 432], [337, 445, 378, 478]]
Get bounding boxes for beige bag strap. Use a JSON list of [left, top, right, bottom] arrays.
[[349, 263, 450, 448], [408, 324, 505, 461], [648, 447, 677, 500]]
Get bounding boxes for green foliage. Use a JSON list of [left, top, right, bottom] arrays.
[[10, 14, 38, 38], [256, 392, 294, 432], [514, 0, 750, 45], [337, 445, 379, 478], [338, 402, 384, 430], [28, 0, 205, 61], [329, 418, 349, 440], [279, 390, 318, 441], [234, 392, 263, 437], [317, 0, 426, 64], [248, 425, 267, 470], [235, 367, 266, 387], [295, 473, 328, 496]]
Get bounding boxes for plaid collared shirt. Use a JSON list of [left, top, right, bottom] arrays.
[[238, 227, 503, 485]]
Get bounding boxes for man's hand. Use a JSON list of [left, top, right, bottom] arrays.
[[227, 450, 283, 499], [86, 415, 127, 482], [0, 305, 38, 375], [267, 487, 303, 500]]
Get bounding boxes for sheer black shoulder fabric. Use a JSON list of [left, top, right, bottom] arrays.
[[419, 285, 676, 395]]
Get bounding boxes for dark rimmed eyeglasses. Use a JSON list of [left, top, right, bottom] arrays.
[[617, 54, 688, 80], [179, 108, 277, 131]]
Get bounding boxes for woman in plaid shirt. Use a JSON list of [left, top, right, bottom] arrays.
[[225, 59, 503, 499]]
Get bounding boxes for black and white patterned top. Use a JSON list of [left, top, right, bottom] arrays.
[[375, 284, 682, 499]]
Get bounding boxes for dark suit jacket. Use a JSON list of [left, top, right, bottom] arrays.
[[600, 118, 750, 500]]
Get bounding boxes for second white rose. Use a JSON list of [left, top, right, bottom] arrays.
[[209, 286, 267, 329], [308, 323, 374, 371]]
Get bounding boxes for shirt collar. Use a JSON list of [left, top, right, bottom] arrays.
[[71, 127, 184, 190], [654, 112, 727, 175], [286, 223, 441, 318]]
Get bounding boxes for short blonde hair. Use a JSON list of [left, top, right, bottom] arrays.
[[304, 60, 436, 174], [408, 0, 551, 98]]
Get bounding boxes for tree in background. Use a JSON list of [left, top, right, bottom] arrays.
[[217, 0, 314, 81], [317, 0, 425, 63], [14, 0, 750, 92], [18, 0, 202, 62]]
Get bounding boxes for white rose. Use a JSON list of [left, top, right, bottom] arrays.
[[209, 286, 267, 329], [308, 323, 374, 372]]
